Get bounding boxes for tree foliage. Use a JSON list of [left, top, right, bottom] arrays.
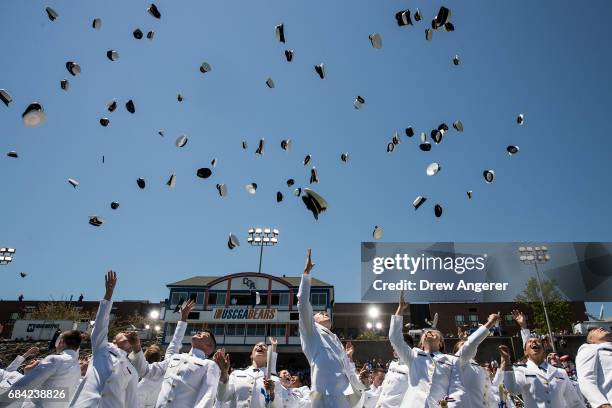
[[30, 302, 84, 321], [356, 330, 384, 340], [515, 277, 573, 334]]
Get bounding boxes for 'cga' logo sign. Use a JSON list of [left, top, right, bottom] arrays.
[[243, 277, 256, 289]]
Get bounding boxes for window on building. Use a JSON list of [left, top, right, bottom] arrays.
[[505, 314, 514, 322], [209, 324, 225, 336], [229, 293, 253, 306], [166, 323, 177, 334], [468, 314, 479, 322], [186, 323, 204, 335], [208, 292, 226, 306], [10, 313, 19, 320], [455, 315, 465, 324], [246, 324, 266, 336], [269, 324, 286, 337], [170, 291, 187, 306], [270, 293, 290, 306], [289, 324, 299, 337], [311, 293, 327, 306], [225, 324, 245, 336]]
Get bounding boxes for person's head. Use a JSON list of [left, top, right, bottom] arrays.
[[56, 330, 82, 352], [191, 329, 217, 356], [524, 337, 546, 364], [79, 354, 90, 376], [314, 311, 331, 329], [144, 344, 162, 363], [250, 342, 268, 367], [113, 332, 132, 353], [278, 369, 292, 388], [418, 329, 445, 352], [371, 368, 385, 387], [290, 374, 304, 388], [586, 327, 611, 344]]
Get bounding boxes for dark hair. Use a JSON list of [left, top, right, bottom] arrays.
[[201, 329, 217, 348], [61, 330, 82, 350]]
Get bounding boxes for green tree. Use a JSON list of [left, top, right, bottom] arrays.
[[356, 330, 384, 340], [30, 302, 84, 321], [515, 277, 573, 334]]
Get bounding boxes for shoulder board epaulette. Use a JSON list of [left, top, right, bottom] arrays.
[[109, 350, 118, 357], [514, 363, 527, 367], [417, 352, 427, 357], [601, 348, 612, 352]]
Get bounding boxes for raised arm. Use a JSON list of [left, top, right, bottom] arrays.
[[5, 347, 38, 372], [297, 249, 316, 338], [91, 270, 117, 351], [499, 345, 519, 395], [214, 348, 234, 401], [388, 290, 414, 366], [576, 345, 610, 408], [131, 301, 191, 379], [457, 314, 498, 365], [3, 355, 59, 397], [512, 310, 531, 348]]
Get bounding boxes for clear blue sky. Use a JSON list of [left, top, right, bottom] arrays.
[[1, 1, 611, 317]]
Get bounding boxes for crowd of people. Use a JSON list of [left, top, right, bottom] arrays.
[[0, 250, 610, 407]]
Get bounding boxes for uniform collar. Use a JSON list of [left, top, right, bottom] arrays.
[[63, 349, 78, 360], [190, 347, 207, 359]]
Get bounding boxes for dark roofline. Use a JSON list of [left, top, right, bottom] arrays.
[[167, 272, 332, 288]]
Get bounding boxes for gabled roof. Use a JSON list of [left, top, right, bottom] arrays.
[[167, 272, 331, 288]]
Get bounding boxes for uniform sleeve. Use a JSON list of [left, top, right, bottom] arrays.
[[576, 346, 609, 408], [2, 355, 59, 395], [194, 363, 221, 408], [561, 371, 587, 408], [165, 321, 187, 358], [446, 358, 465, 408], [388, 315, 414, 366], [91, 299, 113, 352], [491, 367, 504, 386], [520, 328, 531, 349], [297, 274, 317, 360], [270, 380, 284, 408], [503, 369, 520, 395], [457, 324, 489, 365], [4, 355, 25, 372], [124, 371, 140, 408], [216, 371, 236, 403], [343, 356, 367, 393]]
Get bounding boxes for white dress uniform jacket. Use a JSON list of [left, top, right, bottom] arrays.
[[362, 385, 382, 408], [504, 360, 586, 408], [131, 321, 220, 408], [375, 361, 409, 408], [1, 349, 80, 408], [575, 341, 612, 408], [70, 299, 139, 408], [217, 365, 282, 408], [129, 319, 187, 408], [455, 324, 495, 408], [389, 315, 464, 408], [291, 386, 311, 408], [298, 273, 366, 408], [0, 355, 25, 393], [489, 369, 515, 408]]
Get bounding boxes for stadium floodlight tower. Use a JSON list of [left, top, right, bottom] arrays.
[[518, 245, 556, 352], [0, 247, 16, 265], [247, 228, 279, 273]]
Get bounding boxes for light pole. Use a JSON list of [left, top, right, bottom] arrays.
[[247, 228, 279, 273], [0, 247, 16, 265], [519, 245, 556, 352]]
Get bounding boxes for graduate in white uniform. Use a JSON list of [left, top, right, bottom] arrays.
[[131, 299, 220, 408], [1, 331, 81, 407], [276, 369, 303, 408], [452, 313, 500, 408], [575, 326, 612, 408], [502, 337, 586, 408], [215, 338, 281, 408], [0, 347, 39, 394], [389, 290, 464, 408], [362, 368, 384, 408], [130, 300, 196, 408], [134, 345, 163, 408], [374, 351, 409, 408], [288, 374, 311, 408], [297, 249, 366, 408], [512, 310, 533, 348], [70, 270, 139, 408]]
